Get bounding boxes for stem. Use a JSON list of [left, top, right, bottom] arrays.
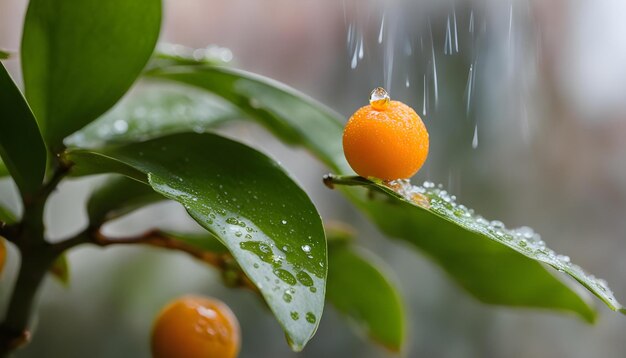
[[0, 163, 69, 355], [54, 229, 259, 293], [0, 246, 56, 354]]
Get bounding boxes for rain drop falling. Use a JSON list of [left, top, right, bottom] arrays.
[[465, 63, 475, 116], [358, 34, 364, 60], [472, 125, 479, 149], [444, 15, 452, 55], [378, 13, 385, 44], [453, 6, 459, 52], [422, 74, 427, 116]]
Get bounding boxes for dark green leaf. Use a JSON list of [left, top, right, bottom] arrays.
[[67, 84, 241, 149], [50, 254, 69, 286], [0, 160, 8, 178], [0, 204, 17, 225], [0, 62, 47, 197], [147, 66, 349, 172], [145, 43, 233, 72], [21, 0, 162, 148], [87, 175, 165, 226], [328, 245, 406, 351], [64, 132, 326, 350], [152, 64, 624, 318], [328, 176, 624, 320]]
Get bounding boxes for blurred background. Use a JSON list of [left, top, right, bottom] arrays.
[[2, 0, 626, 356]]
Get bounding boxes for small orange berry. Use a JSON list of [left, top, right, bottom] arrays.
[[151, 295, 240, 358], [0, 238, 5, 275], [343, 87, 429, 181]]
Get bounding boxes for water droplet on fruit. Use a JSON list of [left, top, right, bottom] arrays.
[[369, 87, 390, 110]]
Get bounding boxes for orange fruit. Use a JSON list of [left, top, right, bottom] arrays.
[[0, 238, 5, 275], [151, 295, 240, 358], [342, 87, 429, 181]]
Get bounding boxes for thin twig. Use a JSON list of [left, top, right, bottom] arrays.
[[53, 228, 260, 293]]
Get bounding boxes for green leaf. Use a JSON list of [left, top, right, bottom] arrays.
[[327, 176, 624, 320], [64, 132, 326, 350], [0, 160, 8, 178], [0, 204, 17, 225], [0, 50, 10, 60], [21, 0, 162, 148], [151, 63, 624, 319], [145, 43, 233, 72], [327, 245, 406, 352], [0, 62, 47, 198], [147, 66, 349, 172], [50, 254, 69, 286], [87, 175, 165, 226], [67, 84, 241, 149]]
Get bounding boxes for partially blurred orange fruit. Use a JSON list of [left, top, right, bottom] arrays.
[[0, 238, 5, 275], [151, 295, 240, 358], [343, 87, 429, 181]]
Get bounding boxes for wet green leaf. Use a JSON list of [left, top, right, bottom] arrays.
[[147, 66, 349, 172], [327, 245, 406, 352], [67, 84, 241, 149], [0, 62, 47, 198], [21, 0, 162, 148], [64, 132, 326, 350], [151, 63, 624, 319]]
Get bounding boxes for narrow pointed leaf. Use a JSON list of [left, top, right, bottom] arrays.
[[0, 160, 8, 178], [150, 63, 624, 318], [327, 245, 406, 351], [21, 0, 162, 148], [67, 85, 241, 149], [64, 132, 326, 349], [0, 62, 47, 197], [147, 66, 349, 172]]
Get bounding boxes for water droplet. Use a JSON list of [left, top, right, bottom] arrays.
[[378, 13, 385, 44], [309, 287, 317, 293], [113, 119, 128, 134], [472, 125, 479, 149], [296, 271, 314, 287], [281, 220, 287, 225], [273, 269, 297, 285], [305, 312, 316, 324], [291, 312, 300, 321], [369, 87, 390, 110], [283, 291, 293, 303], [301, 245, 311, 253]]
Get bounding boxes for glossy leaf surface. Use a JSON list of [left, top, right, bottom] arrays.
[[65, 132, 327, 349]]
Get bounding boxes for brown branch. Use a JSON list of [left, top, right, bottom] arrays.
[[53, 228, 259, 294], [93, 229, 225, 268]]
